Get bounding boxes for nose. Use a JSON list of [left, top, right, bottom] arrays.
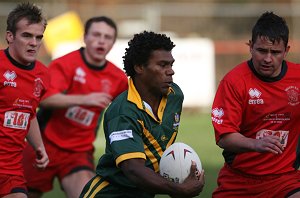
[[264, 52, 272, 63], [29, 38, 38, 46], [167, 67, 175, 76]]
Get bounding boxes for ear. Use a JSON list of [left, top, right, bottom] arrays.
[[6, 31, 14, 43], [249, 40, 253, 54], [134, 64, 144, 74], [284, 45, 290, 58]]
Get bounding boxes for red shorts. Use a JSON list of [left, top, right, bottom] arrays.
[[213, 164, 300, 198], [22, 137, 95, 192], [0, 174, 27, 197]]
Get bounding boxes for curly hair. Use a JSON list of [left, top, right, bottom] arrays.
[[123, 31, 175, 78], [7, 2, 47, 35]]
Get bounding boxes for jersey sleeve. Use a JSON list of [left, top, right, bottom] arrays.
[[104, 115, 146, 167], [211, 78, 244, 143], [42, 60, 74, 100]]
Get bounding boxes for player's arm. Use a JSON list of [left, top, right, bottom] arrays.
[[218, 132, 284, 154], [26, 117, 49, 169], [120, 158, 204, 197], [40, 92, 112, 109]]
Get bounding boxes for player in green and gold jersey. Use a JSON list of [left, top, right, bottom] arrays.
[[80, 31, 205, 198]]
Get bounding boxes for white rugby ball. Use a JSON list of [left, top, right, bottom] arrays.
[[159, 142, 202, 184]]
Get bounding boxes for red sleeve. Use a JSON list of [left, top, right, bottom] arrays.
[[41, 59, 74, 100], [114, 74, 128, 99], [211, 78, 244, 143]]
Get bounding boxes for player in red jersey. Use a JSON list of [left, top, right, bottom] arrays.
[[22, 16, 128, 198], [211, 12, 300, 198], [0, 2, 49, 198]]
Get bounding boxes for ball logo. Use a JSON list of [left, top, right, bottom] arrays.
[[166, 150, 175, 160], [183, 148, 192, 158], [160, 142, 202, 184]]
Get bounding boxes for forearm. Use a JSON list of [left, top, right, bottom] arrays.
[[217, 132, 256, 153], [40, 93, 85, 108], [121, 159, 187, 196], [26, 117, 45, 151]]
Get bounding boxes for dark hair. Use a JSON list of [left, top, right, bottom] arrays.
[[6, 2, 46, 35], [252, 11, 289, 48], [123, 31, 175, 77], [84, 16, 117, 39]]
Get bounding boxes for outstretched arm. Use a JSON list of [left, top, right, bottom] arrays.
[[40, 92, 112, 109]]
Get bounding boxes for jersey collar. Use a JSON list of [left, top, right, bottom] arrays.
[[127, 78, 174, 122]]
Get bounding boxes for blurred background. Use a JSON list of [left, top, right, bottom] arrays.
[[1, 0, 300, 110]]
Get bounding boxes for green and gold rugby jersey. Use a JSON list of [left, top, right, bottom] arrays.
[[88, 78, 183, 197]]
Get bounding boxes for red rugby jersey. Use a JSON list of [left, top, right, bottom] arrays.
[[212, 60, 300, 175], [0, 49, 49, 175], [42, 48, 128, 152]]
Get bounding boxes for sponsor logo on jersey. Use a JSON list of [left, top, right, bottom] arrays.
[[256, 129, 289, 148], [33, 78, 44, 97], [263, 113, 291, 124], [13, 98, 33, 109], [212, 108, 224, 124], [3, 70, 17, 87], [3, 111, 30, 130], [109, 130, 133, 144], [74, 67, 86, 84], [65, 106, 95, 126], [248, 88, 264, 104], [285, 86, 299, 106]]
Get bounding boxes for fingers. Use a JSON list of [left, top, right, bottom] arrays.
[[257, 136, 284, 154], [34, 149, 49, 170]]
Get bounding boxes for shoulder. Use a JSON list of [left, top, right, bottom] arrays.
[[34, 60, 48, 72], [105, 90, 138, 119], [49, 50, 81, 65], [221, 61, 252, 86], [106, 61, 125, 73]]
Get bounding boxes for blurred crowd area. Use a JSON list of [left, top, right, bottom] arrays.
[[0, 0, 300, 84]]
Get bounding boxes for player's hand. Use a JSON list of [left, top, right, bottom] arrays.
[[171, 161, 204, 198], [82, 92, 112, 108], [254, 134, 284, 154], [34, 147, 49, 170]]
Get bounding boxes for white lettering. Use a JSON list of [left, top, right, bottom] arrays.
[[109, 130, 133, 144]]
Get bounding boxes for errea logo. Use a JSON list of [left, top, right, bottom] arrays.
[[248, 88, 264, 105], [212, 108, 224, 124], [73, 67, 86, 84], [3, 70, 17, 87]]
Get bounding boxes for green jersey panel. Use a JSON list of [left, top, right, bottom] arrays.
[[94, 79, 184, 197]]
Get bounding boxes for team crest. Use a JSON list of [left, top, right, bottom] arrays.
[[173, 113, 180, 130], [100, 79, 112, 93], [285, 86, 299, 106], [33, 78, 44, 97]]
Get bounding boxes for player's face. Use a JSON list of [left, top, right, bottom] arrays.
[[143, 49, 175, 96], [250, 36, 289, 78], [84, 21, 116, 65], [6, 18, 45, 66]]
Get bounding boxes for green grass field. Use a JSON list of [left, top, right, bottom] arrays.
[[44, 111, 224, 198]]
